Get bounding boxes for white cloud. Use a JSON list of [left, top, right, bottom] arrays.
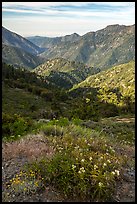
[[2, 4, 135, 19], [2, 2, 135, 7], [2, 2, 94, 8], [2, 2, 135, 19], [2, 2, 135, 37], [90, 2, 135, 7], [2, 8, 45, 14]]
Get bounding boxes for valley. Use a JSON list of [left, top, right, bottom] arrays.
[[2, 24, 135, 202]]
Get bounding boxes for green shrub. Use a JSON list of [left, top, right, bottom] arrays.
[[71, 117, 82, 126], [27, 132, 125, 201], [65, 124, 92, 138], [41, 124, 64, 136], [2, 113, 33, 140], [48, 117, 70, 127]]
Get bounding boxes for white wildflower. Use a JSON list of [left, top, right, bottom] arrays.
[[98, 182, 103, 187], [79, 167, 85, 173], [115, 170, 120, 176], [89, 157, 92, 161], [72, 165, 76, 169], [94, 165, 98, 169]]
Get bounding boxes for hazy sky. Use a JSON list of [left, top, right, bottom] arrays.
[[2, 2, 135, 37]]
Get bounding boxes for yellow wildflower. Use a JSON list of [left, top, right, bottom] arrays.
[[34, 181, 39, 187]]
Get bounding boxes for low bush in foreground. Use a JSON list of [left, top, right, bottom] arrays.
[[25, 131, 127, 201]]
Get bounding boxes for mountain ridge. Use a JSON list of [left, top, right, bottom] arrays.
[[26, 32, 81, 49], [2, 26, 45, 55], [27, 24, 134, 70], [2, 24, 135, 72]]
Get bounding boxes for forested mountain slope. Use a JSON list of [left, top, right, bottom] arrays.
[[2, 44, 45, 70], [69, 61, 135, 118], [33, 58, 100, 89], [38, 24, 135, 70]]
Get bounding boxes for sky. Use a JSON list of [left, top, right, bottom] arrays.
[[2, 2, 135, 37]]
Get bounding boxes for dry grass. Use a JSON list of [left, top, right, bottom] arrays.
[[115, 118, 135, 123], [2, 134, 55, 162]]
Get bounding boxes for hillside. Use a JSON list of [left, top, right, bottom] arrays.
[[33, 57, 87, 75], [2, 27, 45, 55], [38, 24, 135, 70], [72, 60, 135, 100], [33, 58, 100, 89], [69, 61, 135, 119], [2, 44, 45, 70], [2, 27, 46, 69], [2, 62, 69, 117]]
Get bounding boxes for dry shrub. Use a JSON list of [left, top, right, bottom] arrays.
[[2, 134, 55, 162]]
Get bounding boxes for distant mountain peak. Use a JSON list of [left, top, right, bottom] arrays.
[[104, 24, 126, 31], [72, 32, 80, 36], [106, 24, 120, 27]]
